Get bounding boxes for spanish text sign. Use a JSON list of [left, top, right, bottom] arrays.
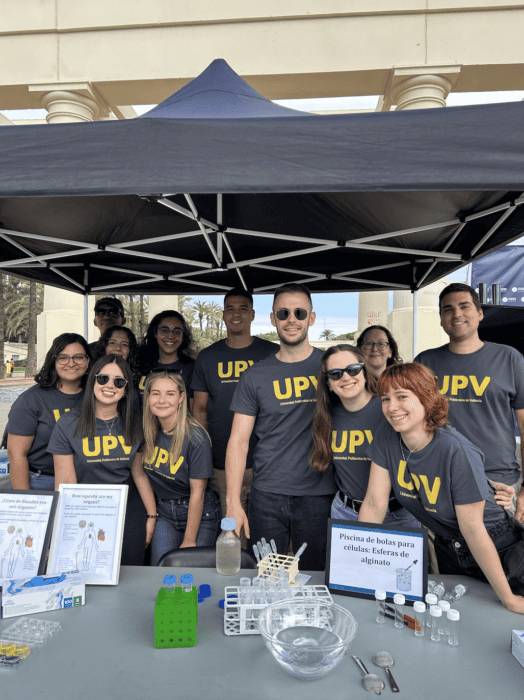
[[325, 519, 427, 603]]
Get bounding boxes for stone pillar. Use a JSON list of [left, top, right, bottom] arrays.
[[37, 287, 86, 370], [41, 90, 100, 124], [148, 296, 179, 323], [382, 65, 461, 111], [355, 291, 389, 343]]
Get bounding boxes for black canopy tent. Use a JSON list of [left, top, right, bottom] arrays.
[[0, 59, 523, 298]]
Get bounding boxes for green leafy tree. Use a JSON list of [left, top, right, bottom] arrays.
[[319, 329, 336, 340], [258, 331, 279, 342]]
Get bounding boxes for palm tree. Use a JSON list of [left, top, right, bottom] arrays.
[[190, 300, 212, 333], [25, 281, 37, 377], [319, 329, 336, 340]]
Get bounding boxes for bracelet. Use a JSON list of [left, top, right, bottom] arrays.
[[146, 514, 158, 519]]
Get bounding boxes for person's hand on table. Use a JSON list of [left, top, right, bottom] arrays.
[[502, 594, 524, 615], [515, 490, 524, 523], [226, 502, 249, 540], [492, 481, 515, 510]]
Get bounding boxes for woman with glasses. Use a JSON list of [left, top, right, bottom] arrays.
[[93, 326, 139, 381], [142, 371, 220, 565], [311, 344, 419, 527], [48, 355, 157, 565], [359, 362, 524, 613], [356, 325, 402, 379], [137, 310, 196, 408], [7, 333, 91, 491]]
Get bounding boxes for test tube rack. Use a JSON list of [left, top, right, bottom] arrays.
[[223, 584, 333, 636], [256, 553, 299, 585]]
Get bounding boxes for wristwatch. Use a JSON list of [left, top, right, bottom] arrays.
[[146, 514, 158, 519]]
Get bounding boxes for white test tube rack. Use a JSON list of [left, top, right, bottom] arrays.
[[256, 553, 299, 586]]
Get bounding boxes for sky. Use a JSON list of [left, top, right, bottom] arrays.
[[3, 90, 523, 339]]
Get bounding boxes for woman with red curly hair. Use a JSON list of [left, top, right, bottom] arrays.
[[359, 362, 524, 614]]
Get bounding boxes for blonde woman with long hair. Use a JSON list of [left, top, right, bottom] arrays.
[[142, 371, 220, 565]]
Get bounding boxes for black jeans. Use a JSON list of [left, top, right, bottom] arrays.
[[435, 514, 523, 589]]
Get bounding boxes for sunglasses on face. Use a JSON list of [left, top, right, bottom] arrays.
[[95, 308, 120, 318], [275, 308, 308, 321], [157, 326, 184, 337], [361, 340, 389, 350], [324, 363, 365, 381], [95, 373, 128, 389]]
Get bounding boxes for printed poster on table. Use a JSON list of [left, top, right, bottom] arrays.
[[325, 519, 427, 603], [47, 484, 128, 585], [0, 490, 58, 579]]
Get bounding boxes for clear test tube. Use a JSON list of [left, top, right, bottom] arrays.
[[180, 574, 193, 592], [425, 594, 437, 626], [163, 574, 176, 591], [413, 601, 426, 636], [430, 606, 442, 641], [447, 609, 460, 645], [393, 593, 405, 628], [375, 590, 387, 624], [438, 600, 451, 635]]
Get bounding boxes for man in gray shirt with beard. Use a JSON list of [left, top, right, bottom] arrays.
[[416, 282, 524, 521], [226, 283, 336, 571]]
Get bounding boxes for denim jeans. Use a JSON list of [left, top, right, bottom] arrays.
[[331, 491, 421, 530], [28, 472, 55, 491], [150, 489, 221, 566], [248, 485, 334, 571], [435, 514, 523, 588]]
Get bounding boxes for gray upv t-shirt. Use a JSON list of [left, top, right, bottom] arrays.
[[6, 385, 85, 475], [190, 337, 277, 470], [47, 411, 141, 484], [415, 342, 524, 485], [230, 347, 336, 497], [367, 423, 504, 538], [331, 396, 384, 500]]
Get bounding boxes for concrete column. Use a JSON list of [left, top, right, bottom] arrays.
[[391, 74, 452, 111], [148, 295, 179, 323], [41, 90, 100, 123], [37, 287, 86, 369], [355, 291, 389, 343]]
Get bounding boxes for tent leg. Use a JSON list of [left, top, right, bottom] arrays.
[[84, 295, 89, 341], [412, 290, 418, 359]]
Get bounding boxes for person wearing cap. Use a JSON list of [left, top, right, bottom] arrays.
[[88, 297, 126, 353]]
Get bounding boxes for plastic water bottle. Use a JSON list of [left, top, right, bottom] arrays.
[[443, 584, 467, 604], [216, 518, 241, 575]]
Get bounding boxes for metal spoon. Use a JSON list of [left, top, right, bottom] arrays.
[[352, 656, 385, 695], [373, 651, 400, 693]]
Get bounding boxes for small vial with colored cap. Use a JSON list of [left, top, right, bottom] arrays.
[[181, 574, 193, 592], [163, 574, 176, 591]]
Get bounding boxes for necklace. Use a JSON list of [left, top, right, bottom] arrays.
[[398, 433, 431, 465], [102, 416, 118, 436], [162, 427, 175, 436]]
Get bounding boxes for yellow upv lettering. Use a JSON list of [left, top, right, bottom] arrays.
[[349, 431, 365, 453], [156, 448, 169, 469], [102, 435, 118, 456], [82, 437, 101, 457], [53, 408, 71, 422], [331, 431, 348, 453], [419, 475, 441, 504], [218, 362, 233, 378], [397, 460, 420, 490], [451, 376, 468, 395], [170, 456, 184, 475], [117, 436, 133, 455], [273, 378, 292, 400], [234, 361, 249, 377], [293, 376, 309, 397], [469, 376, 491, 396]]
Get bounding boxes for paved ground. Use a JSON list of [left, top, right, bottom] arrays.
[[0, 378, 35, 438]]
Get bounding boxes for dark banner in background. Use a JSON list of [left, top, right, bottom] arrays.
[[471, 246, 524, 306]]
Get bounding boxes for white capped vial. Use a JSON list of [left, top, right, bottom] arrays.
[[375, 589, 387, 624], [447, 609, 460, 645], [413, 601, 426, 637], [430, 606, 442, 641], [425, 594, 438, 626], [393, 593, 405, 628], [438, 600, 451, 635]]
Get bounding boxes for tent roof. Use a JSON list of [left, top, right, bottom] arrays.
[[0, 59, 523, 297]]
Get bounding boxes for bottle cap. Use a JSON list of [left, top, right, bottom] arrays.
[[430, 605, 442, 617], [180, 574, 193, 584], [163, 575, 176, 585], [425, 593, 438, 605], [221, 517, 236, 530], [447, 609, 460, 621], [393, 593, 405, 605], [438, 600, 451, 612], [413, 601, 426, 613], [375, 589, 387, 601]]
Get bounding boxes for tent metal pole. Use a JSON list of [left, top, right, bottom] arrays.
[[412, 290, 418, 360], [84, 295, 89, 342]]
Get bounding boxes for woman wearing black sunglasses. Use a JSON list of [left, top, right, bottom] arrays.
[[48, 355, 157, 565], [310, 344, 419, 528]]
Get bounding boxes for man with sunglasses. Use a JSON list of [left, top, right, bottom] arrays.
[[226, 283, 336, 571], [415, 282, 524, 521], [88, 297, 126, 353], [191, 288, 276, 533]]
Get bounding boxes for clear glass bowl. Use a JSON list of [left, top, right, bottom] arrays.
[[258, 600, 358, 680]]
